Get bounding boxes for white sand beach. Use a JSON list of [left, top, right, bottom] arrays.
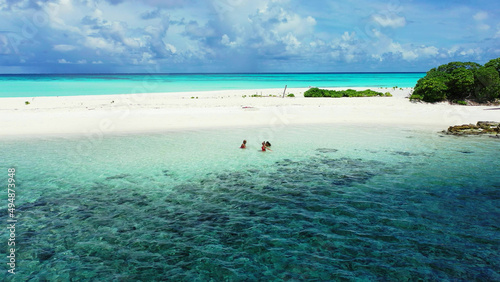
[[0, 87, 498, 137]]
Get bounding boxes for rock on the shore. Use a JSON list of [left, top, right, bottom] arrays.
[[445, 121, 500, 136]]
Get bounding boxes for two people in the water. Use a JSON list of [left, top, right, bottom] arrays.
[[240, 140, 272, 151]]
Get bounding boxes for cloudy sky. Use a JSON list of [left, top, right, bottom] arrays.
[[0, 0, 499, 73]]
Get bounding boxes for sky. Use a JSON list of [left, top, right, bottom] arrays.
[[0, 0, 499, 73]]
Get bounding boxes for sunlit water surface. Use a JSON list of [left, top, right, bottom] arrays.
[[0, 73, 424, 97], [0, 124, 499, 280]]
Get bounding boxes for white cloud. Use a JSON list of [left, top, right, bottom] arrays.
[[0, 34, 12, 54], [132, 52, 156, 64], [472, 11, 490, 31], [275, 13, 316, 36], [282, 32, 301, 52], [84, 36, 125, 53], [345, 53, 355, 63], [1, 0, 497, 73], [477, 24, 490, 31], [221, 34, 238, 47], [399, 45, 440, 61], [341, 31, 355, 42], [460, 49, 475, 56], [309, 39, 325, 48], [164, 43, 177, 54], [371, 29, 383, 38], [184, 20, 215, 38], [372, 14, 406, 28], [401, 51, 418, 61], [330, 50, 340, 59], [350, 28, 441, 62], [447, 46, 459, 56], [386, 42, 417, 60], [473, 11, 488, 21], [54, 44, 77, 52], [242, 2, 317, 57], [446, 45, 486, 59], [420, 46, 439, 56], [123, 38, 143, 49]]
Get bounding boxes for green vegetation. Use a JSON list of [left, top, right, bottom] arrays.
[[248, 94, 281, 97], [287, 93, 295, 97], [410, 58, 500, 103], [304, 88, 386, 98], [25, 101, 30, 105], [409, 94, 423, 101]]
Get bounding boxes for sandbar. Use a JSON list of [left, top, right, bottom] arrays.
[[0, 87, 498, 137]]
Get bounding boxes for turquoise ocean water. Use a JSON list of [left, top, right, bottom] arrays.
[[0, 73, 424, 98], [1, 124, 499, 280]]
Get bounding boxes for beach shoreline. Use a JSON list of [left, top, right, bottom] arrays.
[[1, 87, 498, 138]]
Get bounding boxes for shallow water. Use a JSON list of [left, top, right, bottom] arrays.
[[0, 73, 424, 97], [1, 124, 499, 280]]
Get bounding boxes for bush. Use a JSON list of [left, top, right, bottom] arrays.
[[409, 94, 423, 101], [304, 88, 384, 98], [25, 101, 30, 105], [304, 88, 324, 97], [384, 92, 392, 97], [287, 93, 295, 97], [455, 100, 467, 105]]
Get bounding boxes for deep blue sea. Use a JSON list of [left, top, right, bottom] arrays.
[[0, 73, 424, 98], [1, 124, 499, 280]]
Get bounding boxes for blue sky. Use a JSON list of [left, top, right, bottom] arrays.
[[0, 0, 499, 73]]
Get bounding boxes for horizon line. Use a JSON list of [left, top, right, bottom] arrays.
[[0, 71, 427, 75]]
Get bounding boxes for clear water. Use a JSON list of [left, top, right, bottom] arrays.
[[0, 73, 424, 98], [1, 124, 499, 280]]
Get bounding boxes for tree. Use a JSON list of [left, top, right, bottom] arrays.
[[484, 58, 500, 74], [436, 61, 481, 74], [473, 66, 500, 102], [411, 58, 500, 103], [448, 68, 475, 101], [412, 76, 448, 102]]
